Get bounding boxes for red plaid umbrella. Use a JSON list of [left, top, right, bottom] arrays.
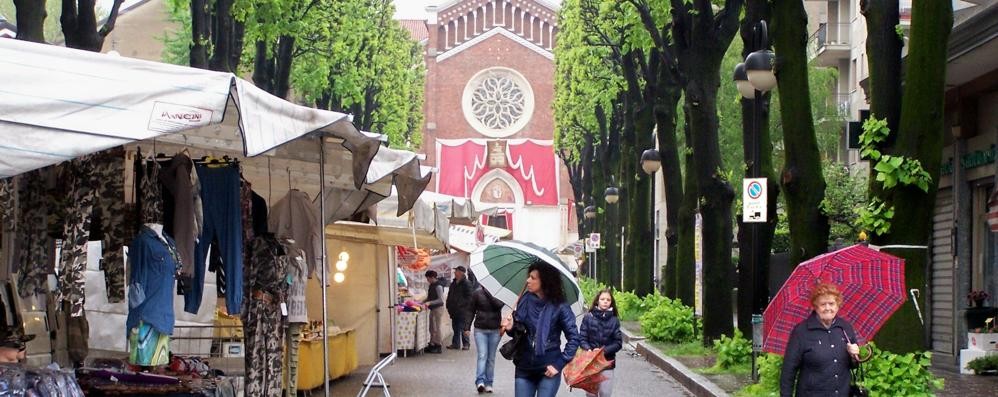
[[563, 348, 613, 394], [762, 244, 907, 355]]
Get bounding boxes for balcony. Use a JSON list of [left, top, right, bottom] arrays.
[[807, 23, 852, 67]]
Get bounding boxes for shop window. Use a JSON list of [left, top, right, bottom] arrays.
[[972, 184, 997, 296]]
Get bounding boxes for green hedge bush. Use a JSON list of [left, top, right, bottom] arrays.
[[713, 329, 752, 369], [639, 296, 697, 343], [736, 343, 944, 397]]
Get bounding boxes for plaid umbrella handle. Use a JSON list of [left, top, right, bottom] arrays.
[[841, 329, 873, 363]]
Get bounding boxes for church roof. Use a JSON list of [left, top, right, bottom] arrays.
[[398, 19, 429, 42]]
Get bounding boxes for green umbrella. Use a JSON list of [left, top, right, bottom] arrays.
[[469, 240, 585, 315]]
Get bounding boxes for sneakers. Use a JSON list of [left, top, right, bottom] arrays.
[[477, 384, 485, 393], [446, 345, 460, 350], [485, 385, 493, 393], [425, 345, 442, 354]]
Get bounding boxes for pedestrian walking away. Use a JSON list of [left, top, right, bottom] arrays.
[[447, 265, 474, 350], [423, 270, 446, 354], [578, 289, 622, 397], [780, 283, 863, 397], [471, 286, 505, 393], [501, 260, 580, 397]]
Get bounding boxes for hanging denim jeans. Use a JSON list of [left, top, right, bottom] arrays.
[[185, 164, 243, 315]]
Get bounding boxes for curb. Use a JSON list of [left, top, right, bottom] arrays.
[[622, 327, 729, 397]]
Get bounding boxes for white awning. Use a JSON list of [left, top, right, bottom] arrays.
[[0, 38, 425, 200], [374, 191, 478, 248]]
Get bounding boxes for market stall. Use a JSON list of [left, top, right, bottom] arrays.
[[0, 38, 433, 396]]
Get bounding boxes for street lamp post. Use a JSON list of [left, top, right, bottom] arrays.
[[604, 181, 620, 288], [733, 19, 776, 382], [641, 148, 661, 290], [584, 205, 597, 278]]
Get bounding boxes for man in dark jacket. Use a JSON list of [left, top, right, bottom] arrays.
[[446, 266, 473, 350], [422, 270, 445, 354]]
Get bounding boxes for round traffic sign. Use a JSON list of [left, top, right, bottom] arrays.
[[747, 181, 763, 199]]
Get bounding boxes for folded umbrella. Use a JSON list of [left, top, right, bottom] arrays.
[[563, 347, 614, 394], [762, 244, 907, 355]]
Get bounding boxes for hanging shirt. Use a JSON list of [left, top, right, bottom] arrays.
[[245, 235, 292, 308], [285, 244, 308, 324], [268, 190, 323, 278], [126, 225, 180, 336]]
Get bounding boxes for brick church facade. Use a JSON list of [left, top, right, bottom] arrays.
[[398, 0, 576, 250]]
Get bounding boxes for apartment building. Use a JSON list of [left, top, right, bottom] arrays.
[[806, 0, 998, 370]]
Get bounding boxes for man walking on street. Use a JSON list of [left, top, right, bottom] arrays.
[[423, 270, 445, 354], [446, 266, 473, 350]]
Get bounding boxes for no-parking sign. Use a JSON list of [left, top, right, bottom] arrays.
[[742, 178, 767, 223]]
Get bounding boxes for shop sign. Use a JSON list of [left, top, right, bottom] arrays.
[[941, 145, 996, 176]]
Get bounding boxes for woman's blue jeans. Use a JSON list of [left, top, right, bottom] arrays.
[[514, 373, 561, 397], [474, 329, 500, 386]]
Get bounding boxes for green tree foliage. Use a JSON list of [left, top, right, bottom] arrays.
[[292, 0, 425, 148], [161, 0, 424, 149], [553, 0, 623, 161], [820, 162, 867, 243]]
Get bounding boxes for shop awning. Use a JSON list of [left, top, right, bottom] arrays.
[[0, 39, 427, 207], [324, 221, 446, 251], [448, 224, 513, 253], [374, 191, 478, 248]]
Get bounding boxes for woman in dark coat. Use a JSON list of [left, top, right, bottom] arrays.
[[579, 289, 622, 397], [780, 283, 862, 397], [471, 287, 505, 393], [501, 260, 580, 397]]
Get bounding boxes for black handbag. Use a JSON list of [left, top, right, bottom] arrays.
[[842, 329, 868, 397], [849, 363, 868, 397], [499, 316, 528, 360]]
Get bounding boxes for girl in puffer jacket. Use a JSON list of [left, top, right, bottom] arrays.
[[579, 289, 623, 397]]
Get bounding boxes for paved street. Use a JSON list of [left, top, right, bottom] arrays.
[[319, 340, 692, 396]]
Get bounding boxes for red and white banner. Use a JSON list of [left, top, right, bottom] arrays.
[[988, 187, 998, 232], [436, 139, 559, 205]]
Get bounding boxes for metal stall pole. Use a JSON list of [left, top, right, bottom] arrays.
[[319, 136, 331, 397]]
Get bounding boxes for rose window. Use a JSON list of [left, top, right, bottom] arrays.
[[462, 68, 534, 137]]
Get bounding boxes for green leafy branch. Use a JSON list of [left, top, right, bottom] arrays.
[[855, 198, 894, 236], [854, 117, 933, 236]]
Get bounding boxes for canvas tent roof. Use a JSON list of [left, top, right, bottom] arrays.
[[0, 38, 428, 212]]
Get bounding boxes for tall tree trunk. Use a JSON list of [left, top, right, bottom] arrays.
[[593, 103, 612, 285], [252, 40, 274, 93], [772, 0, 829, 266], [675, 107, 698, 306], [13, 0, 46, 43], [673, 0, 742, 343], [208, 0, 243, 73], [190, 0, 210, 68], [736, 0, 778, 338], [654, 68, 684, 298], [621, 51, 656, 296], [872, 0, 952, 353], [273, 35, 295, 99], [860, 0, 902, 137], [605, 102, 624, 290], [61, 0, 123, 52]]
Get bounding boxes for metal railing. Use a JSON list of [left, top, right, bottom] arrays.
[[169, 325, 244, 358], [807, 23, 852, 60]]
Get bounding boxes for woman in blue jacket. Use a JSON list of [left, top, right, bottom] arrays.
[[579, 289, 622, 397], [501, 260, 580, 397]]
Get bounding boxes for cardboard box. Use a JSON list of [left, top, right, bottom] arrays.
[[968, 332, 998, 351], [960, 348, 998, 374], [222, 342, 244, 358]]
